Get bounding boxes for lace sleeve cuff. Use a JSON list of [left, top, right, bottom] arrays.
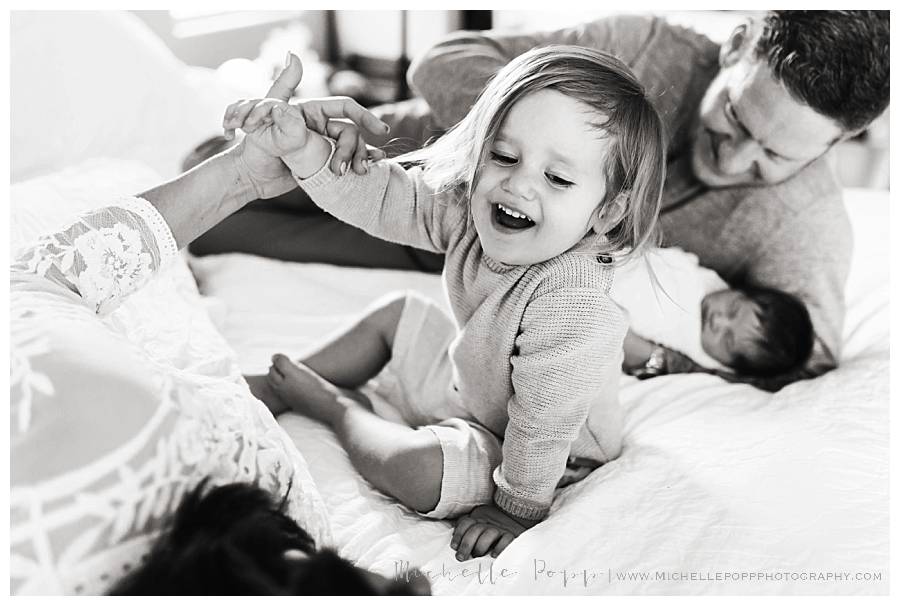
[[11, 196, 180, 315]]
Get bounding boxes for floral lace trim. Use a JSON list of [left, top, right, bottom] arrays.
[[113, 196, 179, 265]]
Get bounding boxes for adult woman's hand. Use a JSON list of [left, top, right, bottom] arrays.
[[140, 53, 390, 250], [227, 53, 389, 192]]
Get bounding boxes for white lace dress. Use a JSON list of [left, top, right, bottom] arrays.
[[10, 197, 331, 595]]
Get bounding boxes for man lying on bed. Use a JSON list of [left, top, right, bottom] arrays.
[[188, 11, 890, 392]]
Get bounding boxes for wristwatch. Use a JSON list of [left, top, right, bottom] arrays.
[[635, 344, 667, 379]]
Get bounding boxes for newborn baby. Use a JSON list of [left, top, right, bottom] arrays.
[[611, 248, 814, 384]]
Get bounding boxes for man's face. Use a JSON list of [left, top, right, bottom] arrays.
[[691, 51, 843, 187]]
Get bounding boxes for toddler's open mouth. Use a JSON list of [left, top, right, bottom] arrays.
[[493, 203, 536, 230]]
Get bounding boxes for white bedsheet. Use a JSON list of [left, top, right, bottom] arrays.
[[189, 188, 888, 595]]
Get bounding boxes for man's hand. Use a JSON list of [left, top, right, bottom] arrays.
[[451, 503, 538, 560]]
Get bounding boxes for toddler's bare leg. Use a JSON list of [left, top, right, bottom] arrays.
[[248, 293, 443, 512], [302, 293, 406, 388], [269, 354, 442, 513], [244, 293, 405, 414]]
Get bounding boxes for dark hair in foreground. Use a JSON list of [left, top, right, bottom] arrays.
[[110, 480, 427, 596], [756, 11, 890, 133], [731, 285, 814, 377]]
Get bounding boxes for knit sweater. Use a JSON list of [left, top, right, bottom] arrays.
[[407, 14, 852, 381], [296, 159, 626, 521]]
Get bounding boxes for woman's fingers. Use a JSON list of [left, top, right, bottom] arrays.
[[244, 99, 280, 132], [302, 96, 389, 138], [266, 52, 304, 102], [223, 99, 262, 139], [222, 100, 244, 140], [365, 144, 386, 162], [324, 120, 384, 174], [351, 133, 369, 174], [325, 120, 359, 174]]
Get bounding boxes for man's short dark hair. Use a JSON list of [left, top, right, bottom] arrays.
[[755, 11, 889, 133], [731, 285, 814, 377]]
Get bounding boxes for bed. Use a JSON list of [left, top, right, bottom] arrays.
[[10, 11, 889, 596]]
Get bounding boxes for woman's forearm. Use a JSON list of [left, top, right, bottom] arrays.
[[138, 146, 261, 250]]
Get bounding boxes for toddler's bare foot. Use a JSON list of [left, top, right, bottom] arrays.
[[245, 373, 289, 416], [267, 353, 372, 426]]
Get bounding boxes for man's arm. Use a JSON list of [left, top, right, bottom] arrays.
[[741, 193, 852, 379], [407, 15, 660, 129]]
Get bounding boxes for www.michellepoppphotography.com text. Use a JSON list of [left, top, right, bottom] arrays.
[[393, 560, 884, 589]]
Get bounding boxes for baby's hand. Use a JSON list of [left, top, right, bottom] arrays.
[[451, 503, 537, 560]]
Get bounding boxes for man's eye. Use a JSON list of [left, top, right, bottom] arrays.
[[490, 152, 516, 165], [546, 173, 574, 188]]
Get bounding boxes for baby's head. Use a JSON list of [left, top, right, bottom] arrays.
[[700, 286, 814, 376], [405, 45, 666, 266]]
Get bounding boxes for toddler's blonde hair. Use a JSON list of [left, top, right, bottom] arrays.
[[400, 45, 666, 264]]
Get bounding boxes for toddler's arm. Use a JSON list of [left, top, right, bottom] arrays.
[[496, 287, 627, 521], [228, 94, 463, 253]]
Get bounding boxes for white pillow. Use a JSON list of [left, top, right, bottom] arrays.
[[9, 158, 164, 255], [611, 247, 727, 369], [10, 11, 239, 181], [10, 160, 332, 595]]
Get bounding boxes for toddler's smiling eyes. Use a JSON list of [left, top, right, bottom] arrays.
[[490, 151, 516, 165], [489, 151, 574, 189], [546, 174, 574, 188]]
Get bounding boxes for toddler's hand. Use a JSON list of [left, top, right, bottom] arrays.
[[451, 503, 537, 560], [222, 54, 389, 176], [224, 97, 311, 159]]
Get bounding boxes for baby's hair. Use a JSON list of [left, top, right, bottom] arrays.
[[398, 45, 667, 265], [731, 286, 814, 377]]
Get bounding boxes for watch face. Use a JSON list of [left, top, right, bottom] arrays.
[[647, 347, 667, 371]]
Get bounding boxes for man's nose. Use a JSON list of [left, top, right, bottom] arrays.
[[717, 134, 759, 176]]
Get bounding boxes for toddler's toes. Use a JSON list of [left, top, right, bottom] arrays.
[[269, 353, 310, 388]]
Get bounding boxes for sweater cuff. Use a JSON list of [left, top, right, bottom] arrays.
[[493, 486, 550, 521], [292, 137, 338, 189]]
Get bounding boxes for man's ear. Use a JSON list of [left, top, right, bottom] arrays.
[[720, 23, 751, 68], [592, 192, 629, 235]]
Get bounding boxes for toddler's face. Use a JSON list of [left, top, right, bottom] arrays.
[[470, 89, 612, 266], [700, 289, 764, 366]]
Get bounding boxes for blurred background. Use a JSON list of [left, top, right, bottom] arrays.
[[132, 9, 888, 190], [12, 9, 889, 189]]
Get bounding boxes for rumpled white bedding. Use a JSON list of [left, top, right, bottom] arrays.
[[190, 188, 888, 595], [11, 9, 888, 595]]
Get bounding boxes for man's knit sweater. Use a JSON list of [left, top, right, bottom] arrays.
[[408, 14, 852, 384], [297, 160, 626, 521]]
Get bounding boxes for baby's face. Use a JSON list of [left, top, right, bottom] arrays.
[[700, 289, 763, 366]]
